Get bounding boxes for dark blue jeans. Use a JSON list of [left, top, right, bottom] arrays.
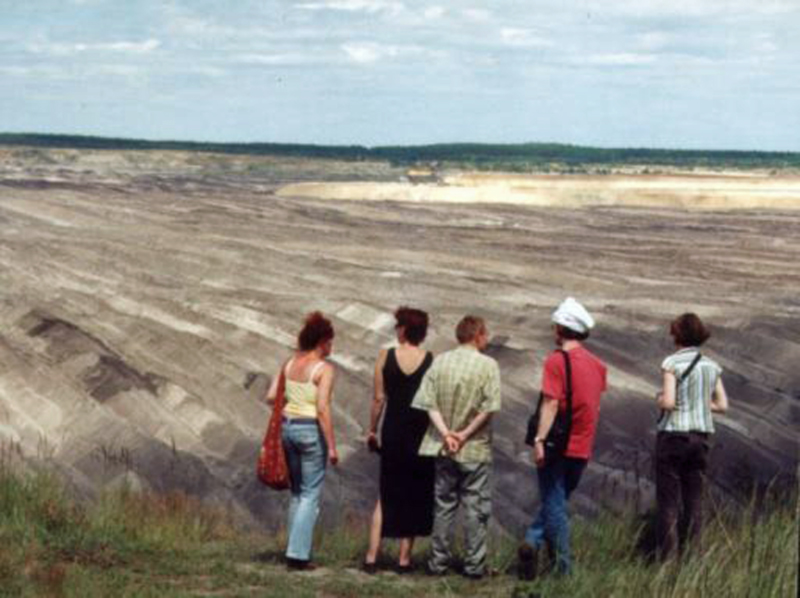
[[524, 456, 587, 574]]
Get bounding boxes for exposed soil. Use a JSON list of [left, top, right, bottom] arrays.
[[0, 146, 797, 532]]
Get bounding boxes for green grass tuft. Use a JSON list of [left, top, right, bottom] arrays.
[[0, 463, 796, 597]]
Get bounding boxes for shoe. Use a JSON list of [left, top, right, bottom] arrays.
[[362, 561, 378, 575], [517, 543, 538, 581], [286, 558, 316, 571], [463, 571, 485, 581], [396, 563, 412, 575], [425, 565, 448, 577]]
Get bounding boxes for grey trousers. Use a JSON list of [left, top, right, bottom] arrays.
[[429, 458, 491, 576]]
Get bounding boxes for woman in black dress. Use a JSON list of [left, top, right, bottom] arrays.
[[363, 307, 435, 572]]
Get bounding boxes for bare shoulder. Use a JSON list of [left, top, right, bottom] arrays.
[[315, 360, 336, 383]]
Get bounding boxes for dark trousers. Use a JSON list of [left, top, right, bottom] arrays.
[[655, 432, 710, 560]]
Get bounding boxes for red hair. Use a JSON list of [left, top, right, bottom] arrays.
[[298, 312, 334, 351]]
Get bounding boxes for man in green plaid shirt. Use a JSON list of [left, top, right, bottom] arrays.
[[411, 315, 502, 579]]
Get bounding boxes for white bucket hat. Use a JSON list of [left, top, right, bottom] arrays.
[[552, 297, 595, 334]]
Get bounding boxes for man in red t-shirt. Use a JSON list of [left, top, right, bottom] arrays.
[[518, 297, 607, 578]]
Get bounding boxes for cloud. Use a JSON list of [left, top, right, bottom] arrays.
[[634, 31, 672, 51], [187, 66, 227, 78], [584, 53, 657, 65], [342, 42, 400, 64], [500, 28, 553, 48], [754, 33, 778, 54], [340, 41, 433, 65], [235, 53, 317, 66], [0, 63, 145, 81], [582, 0, 798, 18], [462, 8, 492, 22], [423, 6, 445, 20], [27, 39, 161, 56], [298, 0, 405, 15]]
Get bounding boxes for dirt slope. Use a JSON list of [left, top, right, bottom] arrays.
[[0, 146, 797, 531]]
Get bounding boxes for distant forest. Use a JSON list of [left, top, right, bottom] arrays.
[[2, 133, 799, 170]]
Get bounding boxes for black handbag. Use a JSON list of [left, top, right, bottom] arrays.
[[525, 349, 573, 459]]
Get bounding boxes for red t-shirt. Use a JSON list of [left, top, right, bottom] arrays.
[[541, 345, 607, 460]]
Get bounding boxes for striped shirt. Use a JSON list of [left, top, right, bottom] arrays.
[[659, 348, 722, 434], [411, 345, 502, 463]]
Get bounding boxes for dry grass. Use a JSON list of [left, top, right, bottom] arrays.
[[0, 461, 796, 597]]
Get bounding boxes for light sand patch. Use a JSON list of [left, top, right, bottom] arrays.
[[106, 296, 213, 338], [277, 173, 800, 210]]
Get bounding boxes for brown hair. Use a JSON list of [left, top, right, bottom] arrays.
[[455, 315, 486, 344], [670, 313, 710, 347], [298, 311, 334, 351], [395, 306, 429, 346], [555, 324, 589, 342]]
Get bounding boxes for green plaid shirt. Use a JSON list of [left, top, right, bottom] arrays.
[[411, 345, 502, 463]]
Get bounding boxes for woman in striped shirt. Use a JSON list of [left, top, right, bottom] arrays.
[[655, 313, 729, 560]]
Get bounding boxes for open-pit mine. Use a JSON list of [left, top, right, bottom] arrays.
[[0, 146, 798, 531]]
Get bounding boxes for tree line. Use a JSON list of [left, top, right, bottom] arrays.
[[2, 133, 799, 170]]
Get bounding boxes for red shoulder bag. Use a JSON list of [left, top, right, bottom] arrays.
[[257, 364, 290, 490]]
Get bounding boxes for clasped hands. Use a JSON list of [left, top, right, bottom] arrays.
[[444, 430, 466, 455]]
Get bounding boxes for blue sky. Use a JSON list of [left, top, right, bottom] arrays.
[[2, 0, 799, 150]]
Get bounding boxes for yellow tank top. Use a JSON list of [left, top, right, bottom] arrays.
[[283, 360, 324, 419]]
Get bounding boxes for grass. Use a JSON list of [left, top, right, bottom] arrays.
[[0, 464, 796, 597]]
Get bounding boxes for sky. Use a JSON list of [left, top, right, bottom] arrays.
[[1, 0, 799, 150]]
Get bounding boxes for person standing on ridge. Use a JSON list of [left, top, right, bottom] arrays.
[[265, 312, 338, 571], [519, 297, 607, 578], [655, 313, 728, 560], [411, 315, 502, 580], [363, 307, 435, 573]]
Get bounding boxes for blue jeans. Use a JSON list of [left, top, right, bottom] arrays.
[[282, 419, 327, 561], [524, 456, 586, 574]]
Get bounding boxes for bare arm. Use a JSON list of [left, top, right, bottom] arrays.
[[264, 369, 280, 405], [453, 411, 493, 445], [535, 396, 560, 441], [428, 410, 459, 454], [710, 377, 729, 413], [532, 396, 559, 467], [657, 371, 677, 411], [315, 364, 339, 465], [428, 410, 450, 438], [367, 350, 388, 437]]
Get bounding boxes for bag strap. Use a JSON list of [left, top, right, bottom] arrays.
[[657, 352, 702, 425], [560, 349, 573, 440], [531, 349, 573, 427], [677, 352, 702, 385], [274, 360, 289, 414]]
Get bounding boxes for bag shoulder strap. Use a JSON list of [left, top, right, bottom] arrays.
[[560, 349, 573, 405], [658, 351, 703, 426], [559, 349, 573, 437], [533, 349, 573, 409], [274, 359, 290, 413], [677, 352, 702, 385]]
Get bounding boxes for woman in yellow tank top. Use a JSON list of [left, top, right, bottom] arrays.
[[265, 312, 338, 570]]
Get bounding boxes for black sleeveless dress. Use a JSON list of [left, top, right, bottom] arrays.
[[380, 348, 435, 538]]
